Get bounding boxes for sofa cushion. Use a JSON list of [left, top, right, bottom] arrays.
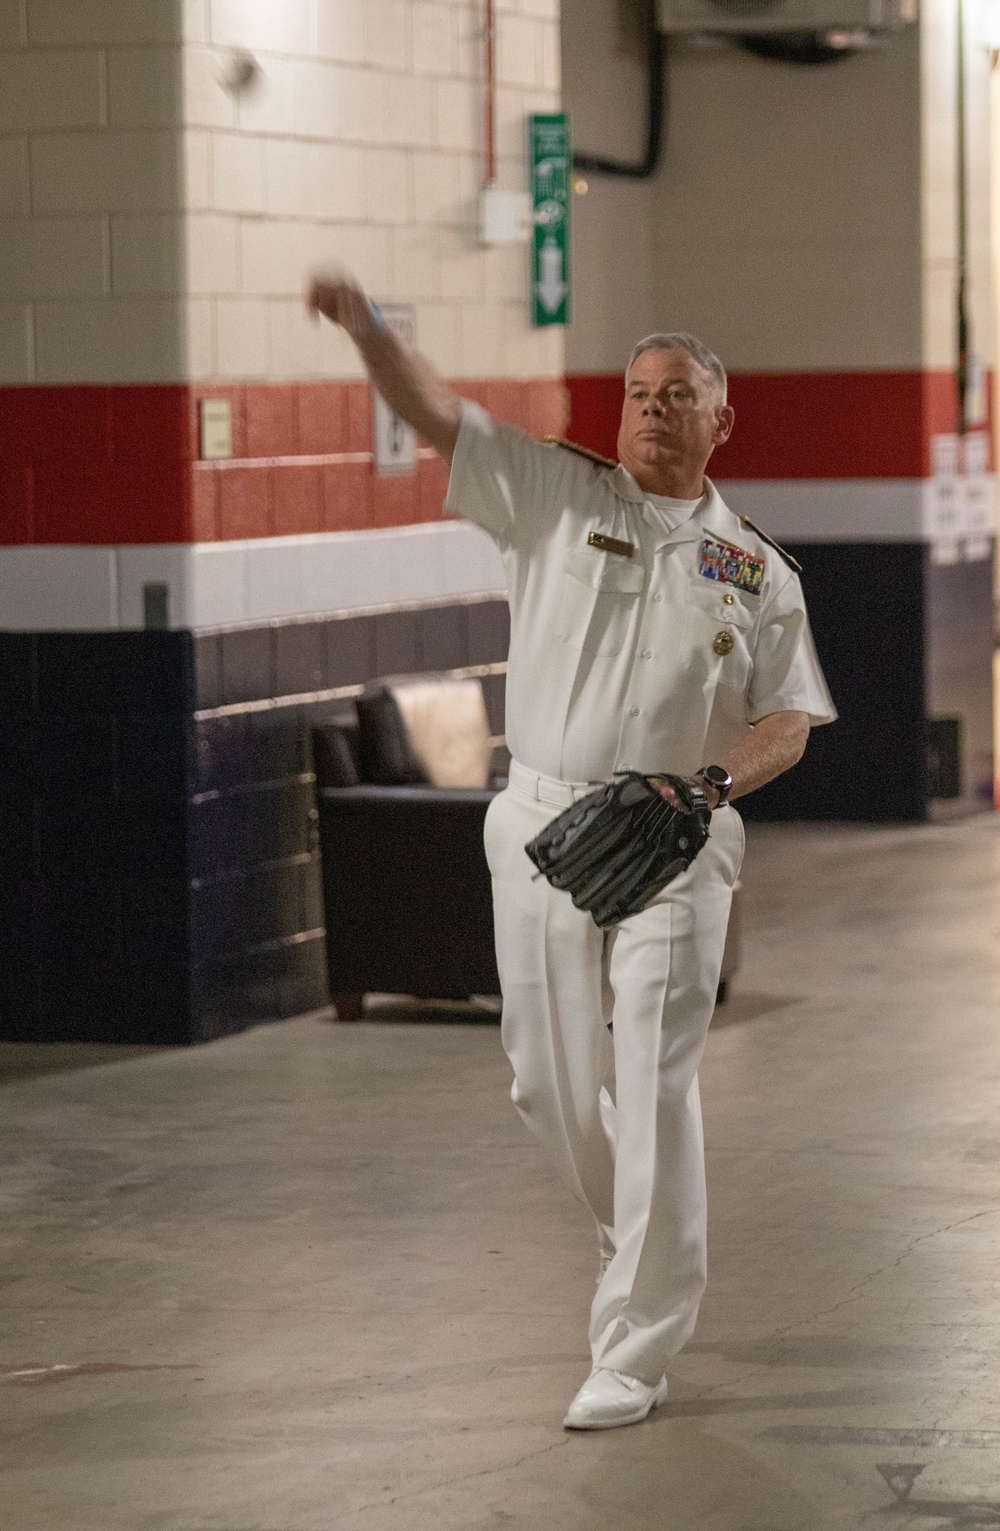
[[387, 677, 492, 789], [355, 678, 494, 789]]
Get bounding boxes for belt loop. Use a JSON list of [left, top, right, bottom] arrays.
[[510, 759, 541, 801], [511, 758, 594, 807]]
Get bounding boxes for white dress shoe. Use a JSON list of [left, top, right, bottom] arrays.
[[563, 1368, 668, 1430]]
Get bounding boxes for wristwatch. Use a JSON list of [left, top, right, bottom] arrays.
[[696, 764, 733, 807]]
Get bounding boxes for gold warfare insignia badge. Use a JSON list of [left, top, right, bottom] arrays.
[[698, 537, 764, 595]]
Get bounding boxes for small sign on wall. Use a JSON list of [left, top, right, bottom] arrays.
[[926, 430, 997, 565], [200, 398, 232, 460], [373, 304, 418, 477]]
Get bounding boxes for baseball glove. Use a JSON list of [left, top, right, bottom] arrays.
[[524, 772, 711, 928]]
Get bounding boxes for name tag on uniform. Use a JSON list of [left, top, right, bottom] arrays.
[[588, 531, 635, 558], [698, 536, 764, 595]]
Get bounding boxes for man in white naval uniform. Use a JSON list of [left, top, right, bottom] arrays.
[[307, 271, 837, 1431]]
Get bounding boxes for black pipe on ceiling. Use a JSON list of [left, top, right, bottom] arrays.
[[738, 31, 861, 64], [572, 10, 667, 180]]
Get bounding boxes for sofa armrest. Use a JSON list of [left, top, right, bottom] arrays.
[[316, 781, 500, 999]]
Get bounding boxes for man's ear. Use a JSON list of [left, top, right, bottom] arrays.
[[713, 404, 735, 446]]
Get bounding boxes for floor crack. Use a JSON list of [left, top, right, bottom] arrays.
[[775, 1206, 1000, 1335], [349, 1435, 571, 1517]]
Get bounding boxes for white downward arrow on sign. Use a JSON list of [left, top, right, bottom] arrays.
[[537, 236, 566, 314]]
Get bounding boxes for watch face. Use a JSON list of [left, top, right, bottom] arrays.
[[703, 765, 731, 788]]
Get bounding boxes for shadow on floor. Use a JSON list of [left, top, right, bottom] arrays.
[[711, 990, 805, 1029], [351, 990, 806, 1029], [0, 1042, 171, 1086], [1, 987, 802, 1070], [348, 994, 503, 1025]]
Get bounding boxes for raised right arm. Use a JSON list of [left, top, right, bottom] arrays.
[[305, 269, 462, 463]]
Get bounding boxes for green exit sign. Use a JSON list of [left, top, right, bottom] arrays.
[[530, 113, 570, 328]]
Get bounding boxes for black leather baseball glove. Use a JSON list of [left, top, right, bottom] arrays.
[[524, 772, 711, 928]]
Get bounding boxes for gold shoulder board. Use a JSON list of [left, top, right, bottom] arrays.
[[544, 436, 618, 469], [738, 515, 802, 574]]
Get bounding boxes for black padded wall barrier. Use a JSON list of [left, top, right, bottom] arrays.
[[741, 542, 994, 824], [741, 543, 928, 823], [0, 597, 512, 1045]]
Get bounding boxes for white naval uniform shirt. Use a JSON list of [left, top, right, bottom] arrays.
[[445, 402, 837, 784]]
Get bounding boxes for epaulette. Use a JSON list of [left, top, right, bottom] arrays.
[[543, 436, 618, 469], [738, 515, 802, 573]]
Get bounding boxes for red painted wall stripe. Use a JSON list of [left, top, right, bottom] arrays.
[[2, 372, 986, 546], [0, 385, 191, 545], [0, 378, 568, 546], [566, 370, 993, 480]]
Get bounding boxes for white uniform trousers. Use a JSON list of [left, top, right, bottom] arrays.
[[484, 761, 745, 1385]]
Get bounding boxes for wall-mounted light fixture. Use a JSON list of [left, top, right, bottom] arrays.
[[217, 47, 263, 99]]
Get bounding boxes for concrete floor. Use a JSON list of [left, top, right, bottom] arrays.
[[4, 820, 1000, 1531]]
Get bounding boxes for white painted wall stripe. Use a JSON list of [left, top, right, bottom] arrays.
[[5, 479, 995, 633], [0, 520, 507, 633], [715, 477, 995, 545], [0, 546, 119, 631]]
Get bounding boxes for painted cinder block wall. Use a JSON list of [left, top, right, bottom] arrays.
[[562, 0, 997, 815], [0, 0, 562, 1044], [0, 0, 564, 606]]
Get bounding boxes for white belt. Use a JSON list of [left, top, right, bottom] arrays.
[[509, 759, 602, 808]]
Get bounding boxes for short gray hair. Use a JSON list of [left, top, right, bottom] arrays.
[[626, 332, 727, 400]]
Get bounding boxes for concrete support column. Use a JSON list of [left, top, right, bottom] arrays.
[[563, 0, 996, 818], [0, 0, 563, 1042]]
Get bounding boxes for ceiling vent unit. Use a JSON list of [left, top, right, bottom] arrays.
[[656, 0, 916, 33]]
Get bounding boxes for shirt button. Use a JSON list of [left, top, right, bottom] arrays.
[[629, 706, 640, 717], [722, 592, 735, 606], [652, 593, 662, 603], [641, 648, 652, 659]]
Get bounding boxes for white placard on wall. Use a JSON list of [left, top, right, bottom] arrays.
[[926, 431, 997, 565], [372, 304, 418, 478]]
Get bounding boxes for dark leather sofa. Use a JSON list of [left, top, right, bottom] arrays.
[[313, 678, 502, 1019]]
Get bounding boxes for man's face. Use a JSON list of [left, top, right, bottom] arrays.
[[616, 347, 734, 488]]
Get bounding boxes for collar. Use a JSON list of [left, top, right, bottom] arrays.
[[623, 476, 744, 552], [662, 487, 746, 553], [610, 465, 647, 505], [612, 467, 740, 538]]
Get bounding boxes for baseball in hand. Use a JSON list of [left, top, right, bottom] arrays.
[[305, 267, 380, 342]]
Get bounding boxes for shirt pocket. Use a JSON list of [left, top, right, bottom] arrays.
[[557, 544, 645, 657], [683, 578, 757, 686], [684, 578, 758, 636]]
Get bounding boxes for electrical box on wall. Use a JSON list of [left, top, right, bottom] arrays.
[[479, 188, 532, 246], [657, 0, 916, 32]]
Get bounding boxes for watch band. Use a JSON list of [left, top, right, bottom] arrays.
[[687, 781, 711, 816]]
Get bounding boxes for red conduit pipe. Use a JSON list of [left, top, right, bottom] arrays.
[[484, 0, 497, 186]]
